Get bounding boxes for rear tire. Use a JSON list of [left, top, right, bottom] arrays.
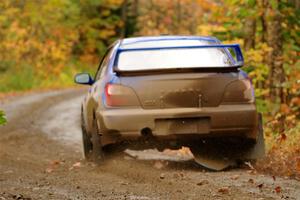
[[81, 113, 92, 160], [81, 112, 104, 163], [90, 117, 104, 163]]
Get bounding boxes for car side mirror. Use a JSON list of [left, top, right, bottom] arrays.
[[74, 73, 94, 85]]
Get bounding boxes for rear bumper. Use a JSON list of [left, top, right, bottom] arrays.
[[97, 104, 258, 140]]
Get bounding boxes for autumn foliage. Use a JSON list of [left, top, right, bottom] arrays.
[[0, 0, 299, 177]]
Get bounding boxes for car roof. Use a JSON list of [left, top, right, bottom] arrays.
[[119, 36, 220, 49]]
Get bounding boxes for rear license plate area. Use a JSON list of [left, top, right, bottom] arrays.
[[155, 117, 210, 134]]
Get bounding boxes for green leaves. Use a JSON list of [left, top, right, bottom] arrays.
[[0, 110, 6, 125]]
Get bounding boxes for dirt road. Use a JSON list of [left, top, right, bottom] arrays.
[[1, 88, 299, 200]]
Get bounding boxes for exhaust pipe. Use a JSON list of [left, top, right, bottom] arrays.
[[141, 128, 153, 138]]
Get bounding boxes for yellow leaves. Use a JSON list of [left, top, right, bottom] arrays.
[[281, 22, 288, 28], [0, 9, 79, 76], [196, 0, 218, 12], [79, 54, 98, 64], [137, 0, 205, 36], [245, 43, 272, 63], [223, 38, 244, 45], [259, 42, 273, 52], [243, 43, 273, 90], [286, 115, 297, 126], [197, 25, 226, 36], [104, 0, 123, 7], [101, 10, 111, 17], [99, 29, 116, 40]]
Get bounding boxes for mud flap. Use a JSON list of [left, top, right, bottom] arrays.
[[190, 142, 238, 171], [242, 113, 265, 160], [191, 113, 265, 171], [192, 154, 236, 171]]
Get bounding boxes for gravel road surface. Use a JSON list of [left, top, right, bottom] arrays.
[[1, 88, 299, 200]]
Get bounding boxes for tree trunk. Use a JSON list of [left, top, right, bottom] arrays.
[[244, 18, 256, 50], [260, 0, 268, 43], [176, 0, 181, 34], [266, 9, 285, 103], [265, 0, 285, 132], [121, 0, 128, 38], [132, 0, 139, 35]]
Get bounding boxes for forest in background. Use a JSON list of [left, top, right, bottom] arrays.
[[0, 0, 299, 178]]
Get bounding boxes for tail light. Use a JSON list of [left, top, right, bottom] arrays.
[[105, 83, 139, 107], [222, 79, 254, 103]]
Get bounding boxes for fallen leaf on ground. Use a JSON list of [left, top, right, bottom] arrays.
[[120, 181, 128, 185], [212, 193, 220, 197], [153, 160, 165, 169], [274, 186, 281, 193], [245, 161, 255, 170], [45, 168, 53, 173], [218, 187, 229, 194], [73, 162, 81, 167], [50, 160, 60, 165], [248, 178, 254, 184], [197, 180, 209, 186], [247, 170, 257, 175], [159, 173, 165, 179], [231, 175, 239, 180], [45, 159, 62, 173], [257, 183, 264, 190], [69, 162, 81, 170]]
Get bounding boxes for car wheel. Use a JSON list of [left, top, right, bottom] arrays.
[[90, 117, 104, 163], [81, 112, 93, 160]]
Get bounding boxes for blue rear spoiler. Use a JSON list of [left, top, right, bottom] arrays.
[[117, 44, 244, 67]]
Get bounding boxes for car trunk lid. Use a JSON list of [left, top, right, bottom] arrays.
[[119, 72, 238, 109]]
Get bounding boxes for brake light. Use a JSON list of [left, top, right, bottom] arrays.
[[222, 79, 254, 103], [105, 83, 139, 107]]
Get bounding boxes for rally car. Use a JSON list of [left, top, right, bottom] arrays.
[[75, 36, 265, 169]]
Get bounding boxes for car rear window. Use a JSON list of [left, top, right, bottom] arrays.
[[116, 47, 234, 71]]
